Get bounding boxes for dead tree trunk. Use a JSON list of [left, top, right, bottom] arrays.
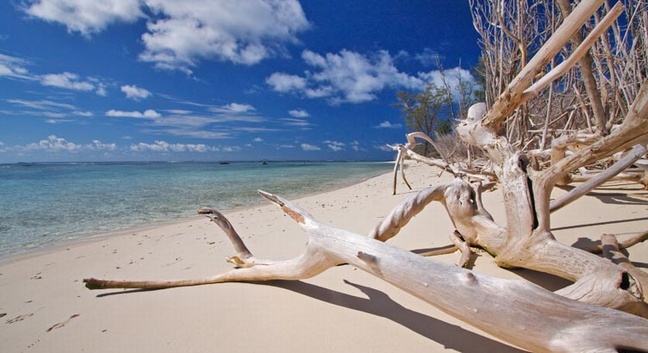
[[84, 191, 648, 353]]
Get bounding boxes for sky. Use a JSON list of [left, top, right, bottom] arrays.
[[0, 0, 480, 163]]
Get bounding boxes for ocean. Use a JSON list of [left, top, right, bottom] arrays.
[[0, 161, 392, 257]]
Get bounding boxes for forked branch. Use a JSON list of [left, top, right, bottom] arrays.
[[84, 191, 648, 352]]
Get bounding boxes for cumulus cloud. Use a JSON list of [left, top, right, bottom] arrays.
[[288, 109, 309, 118], [121, 85, 152, 100], [267, 49, 474, 104], [21, 135, 82, 152], [139, 0, 310, 72], [87, 140, 117, 151], [266, 73, 307, 93], [106, 109, 161, 119], [22, 0, 143, 36], [374, 121, 402, 129], [22, 1, 310, 71], [300, 143, 320, 151]]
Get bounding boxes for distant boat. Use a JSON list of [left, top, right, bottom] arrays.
[[219, 161, 230, 165], [262, 160, 269, 165]]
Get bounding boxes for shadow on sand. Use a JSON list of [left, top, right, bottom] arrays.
[[267, 279, 528, 353]]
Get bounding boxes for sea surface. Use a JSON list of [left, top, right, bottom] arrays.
[[0, 161, 392, 257]]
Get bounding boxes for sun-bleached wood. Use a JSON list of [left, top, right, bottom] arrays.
[[84, 191, 648, 353], [550, 143, 648, 212]]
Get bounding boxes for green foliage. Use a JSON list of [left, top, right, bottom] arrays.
[[394, 83, 451, 156], [394, 68, 480, 156]]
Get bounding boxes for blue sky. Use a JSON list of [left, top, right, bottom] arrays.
[[0, 0, 480, 162]]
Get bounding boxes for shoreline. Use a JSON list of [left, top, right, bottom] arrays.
[[0, 161, 392, 261], [1, 162, 646, 353]]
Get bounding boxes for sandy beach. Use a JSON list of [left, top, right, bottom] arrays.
[[1, 162, 646, 353]]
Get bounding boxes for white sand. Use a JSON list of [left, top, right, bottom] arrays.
[[1, 163, 646, 352]]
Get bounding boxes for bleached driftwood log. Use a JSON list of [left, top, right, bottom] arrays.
[[550, 143, 648, 212], [84, 191, 648, 353]]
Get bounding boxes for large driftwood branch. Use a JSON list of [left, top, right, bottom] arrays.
[[84, 191, 648, 353]]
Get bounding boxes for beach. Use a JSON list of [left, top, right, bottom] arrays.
[[1, 162, 646, 353]]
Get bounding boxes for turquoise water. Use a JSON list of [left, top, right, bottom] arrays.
[[0, 161, 391, 257]]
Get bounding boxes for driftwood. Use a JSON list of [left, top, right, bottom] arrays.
[[390, 132, 495, 195], [386, 0, 648, 316], [451, 0, 648, 316], [84, 191, 648, 353]]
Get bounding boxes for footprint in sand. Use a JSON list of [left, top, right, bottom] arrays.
[[47, 314, 80, 332], [6, 313, 33, 324]]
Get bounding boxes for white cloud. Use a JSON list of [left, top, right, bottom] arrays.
[[121, 85, 152, 100], [41, 72, 94, 91], [414, 48, 442, 66], [87, 140, 117, 151], [106, 109, 161, 119], [288, 109, 309, 118], [165, 109, 192, 115], [22, 1, 309, 71], [95, 83, 108, 96], [266, 73, 307, 93], [40, 72, 107, 95], [0, 54, 33, 80], [323, 140, 345, 152], [280, 118, 312, 128], [8, 99, 76, 111], [300, 143, 320, 151], [23, 135, 82, 152], [267, 49, 474, 104], [374, 121, 402, 129], [129, 140, 216, 153], [106, 104, 263, 139], [223, 103, 255, 113], [376, 144, 395, 152], [139, 0, 310, 72], [0, 55, 108, 95], [301, 49, 420, 103], [22, 0, 143, 36], [6, 99, 93, 120]]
